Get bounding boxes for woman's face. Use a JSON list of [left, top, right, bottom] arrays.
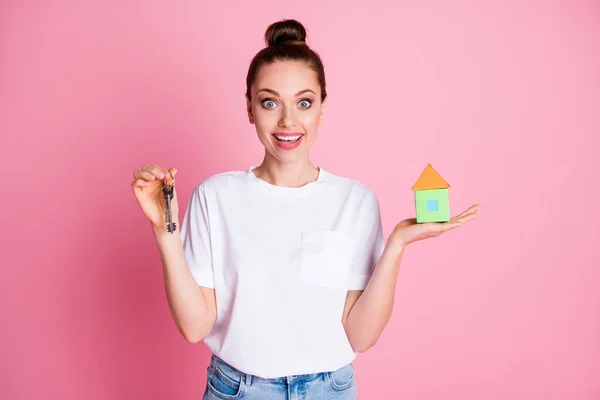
[[246, 60, 326, 165]]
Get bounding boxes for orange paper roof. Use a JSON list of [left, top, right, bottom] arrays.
[[412, 163, 450, 190]]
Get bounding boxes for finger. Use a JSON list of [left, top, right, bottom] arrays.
[[131, 178, 150, 188], [141, 165, 163, 179], [446, 213, 478, 229], [133, 169, 158, 182], [141, 165, 168, 180], [450, 206, 478, 220], [450, 211, 469, 221], [456, 210, 479, 224], [165, 167, 177, 186], [445, 220, 463, 230], [433, 221, 461, 234], [450, 204, 480, 221]]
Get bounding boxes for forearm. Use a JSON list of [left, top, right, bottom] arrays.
[[153, 222, 214, 342], [345, 242, 405, 352]]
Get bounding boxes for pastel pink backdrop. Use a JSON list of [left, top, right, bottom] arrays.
[[1, 0, 599, 399]]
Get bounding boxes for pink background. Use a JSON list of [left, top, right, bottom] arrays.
[[2, 0, 599, 399]]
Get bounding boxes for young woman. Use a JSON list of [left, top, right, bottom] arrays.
[[131, 19, 479, 400]]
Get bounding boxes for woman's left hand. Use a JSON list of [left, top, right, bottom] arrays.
[[388, 204, 480, 250]]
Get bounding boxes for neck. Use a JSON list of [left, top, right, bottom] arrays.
[[253, 155, 319, 188]]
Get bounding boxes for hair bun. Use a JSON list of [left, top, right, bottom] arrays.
[[265, 19, 307, 47]]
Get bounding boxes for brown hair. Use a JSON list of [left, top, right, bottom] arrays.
[[246, 19, 327, 102]]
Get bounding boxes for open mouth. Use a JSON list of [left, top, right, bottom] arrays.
[[273, 134, 304, 143]]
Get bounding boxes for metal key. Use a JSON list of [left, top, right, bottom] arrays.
[[162, 177, 177, 233]]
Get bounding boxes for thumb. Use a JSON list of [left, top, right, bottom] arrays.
[[167, 167, 177, 184]]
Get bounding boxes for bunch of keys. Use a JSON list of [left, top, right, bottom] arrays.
[[162, 176, 177, 233]]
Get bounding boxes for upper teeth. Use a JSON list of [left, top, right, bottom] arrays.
[[276, 135, 302, 141]]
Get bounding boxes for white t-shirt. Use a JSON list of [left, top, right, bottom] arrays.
[[180, 166, 385, 379]]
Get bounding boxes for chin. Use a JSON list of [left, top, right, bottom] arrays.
[[270, 150, 306, 164]]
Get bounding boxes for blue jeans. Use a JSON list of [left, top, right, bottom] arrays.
[[203, 354, 358, 400]]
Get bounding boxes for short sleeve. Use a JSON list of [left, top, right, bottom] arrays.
[[181, 185, 215, 288], [348, 191, 385, 290]]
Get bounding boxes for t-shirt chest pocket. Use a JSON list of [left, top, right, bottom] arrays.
[[299, 230, 354, 288]]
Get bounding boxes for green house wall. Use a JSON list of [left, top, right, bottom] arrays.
[[415, 188, 450, 223]]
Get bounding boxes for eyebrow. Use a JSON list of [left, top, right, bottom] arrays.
[[256, 88, 316, 97]]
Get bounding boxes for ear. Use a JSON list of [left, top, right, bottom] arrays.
[[246, 94, 255, 124]]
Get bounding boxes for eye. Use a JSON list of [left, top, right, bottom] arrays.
[[262, 99, 277, 109], [298, 99, 312, 109]]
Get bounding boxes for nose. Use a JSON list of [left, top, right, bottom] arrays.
[[278, 105, 296, 128]]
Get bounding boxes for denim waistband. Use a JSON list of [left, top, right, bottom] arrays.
[[209, 354, 329, 386]]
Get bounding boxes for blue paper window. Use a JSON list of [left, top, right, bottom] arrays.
[[427, 199, 439, 211]]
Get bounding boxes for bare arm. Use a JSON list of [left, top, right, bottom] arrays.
[[342, 243, 404, 353], [153, 224, 217, 343], [342, 205, 480, 352]]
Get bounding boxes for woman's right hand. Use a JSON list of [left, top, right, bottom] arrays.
[[131, 165, 179, 232]]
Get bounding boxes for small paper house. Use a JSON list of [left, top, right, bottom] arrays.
[[412, 164, 450, 223]]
